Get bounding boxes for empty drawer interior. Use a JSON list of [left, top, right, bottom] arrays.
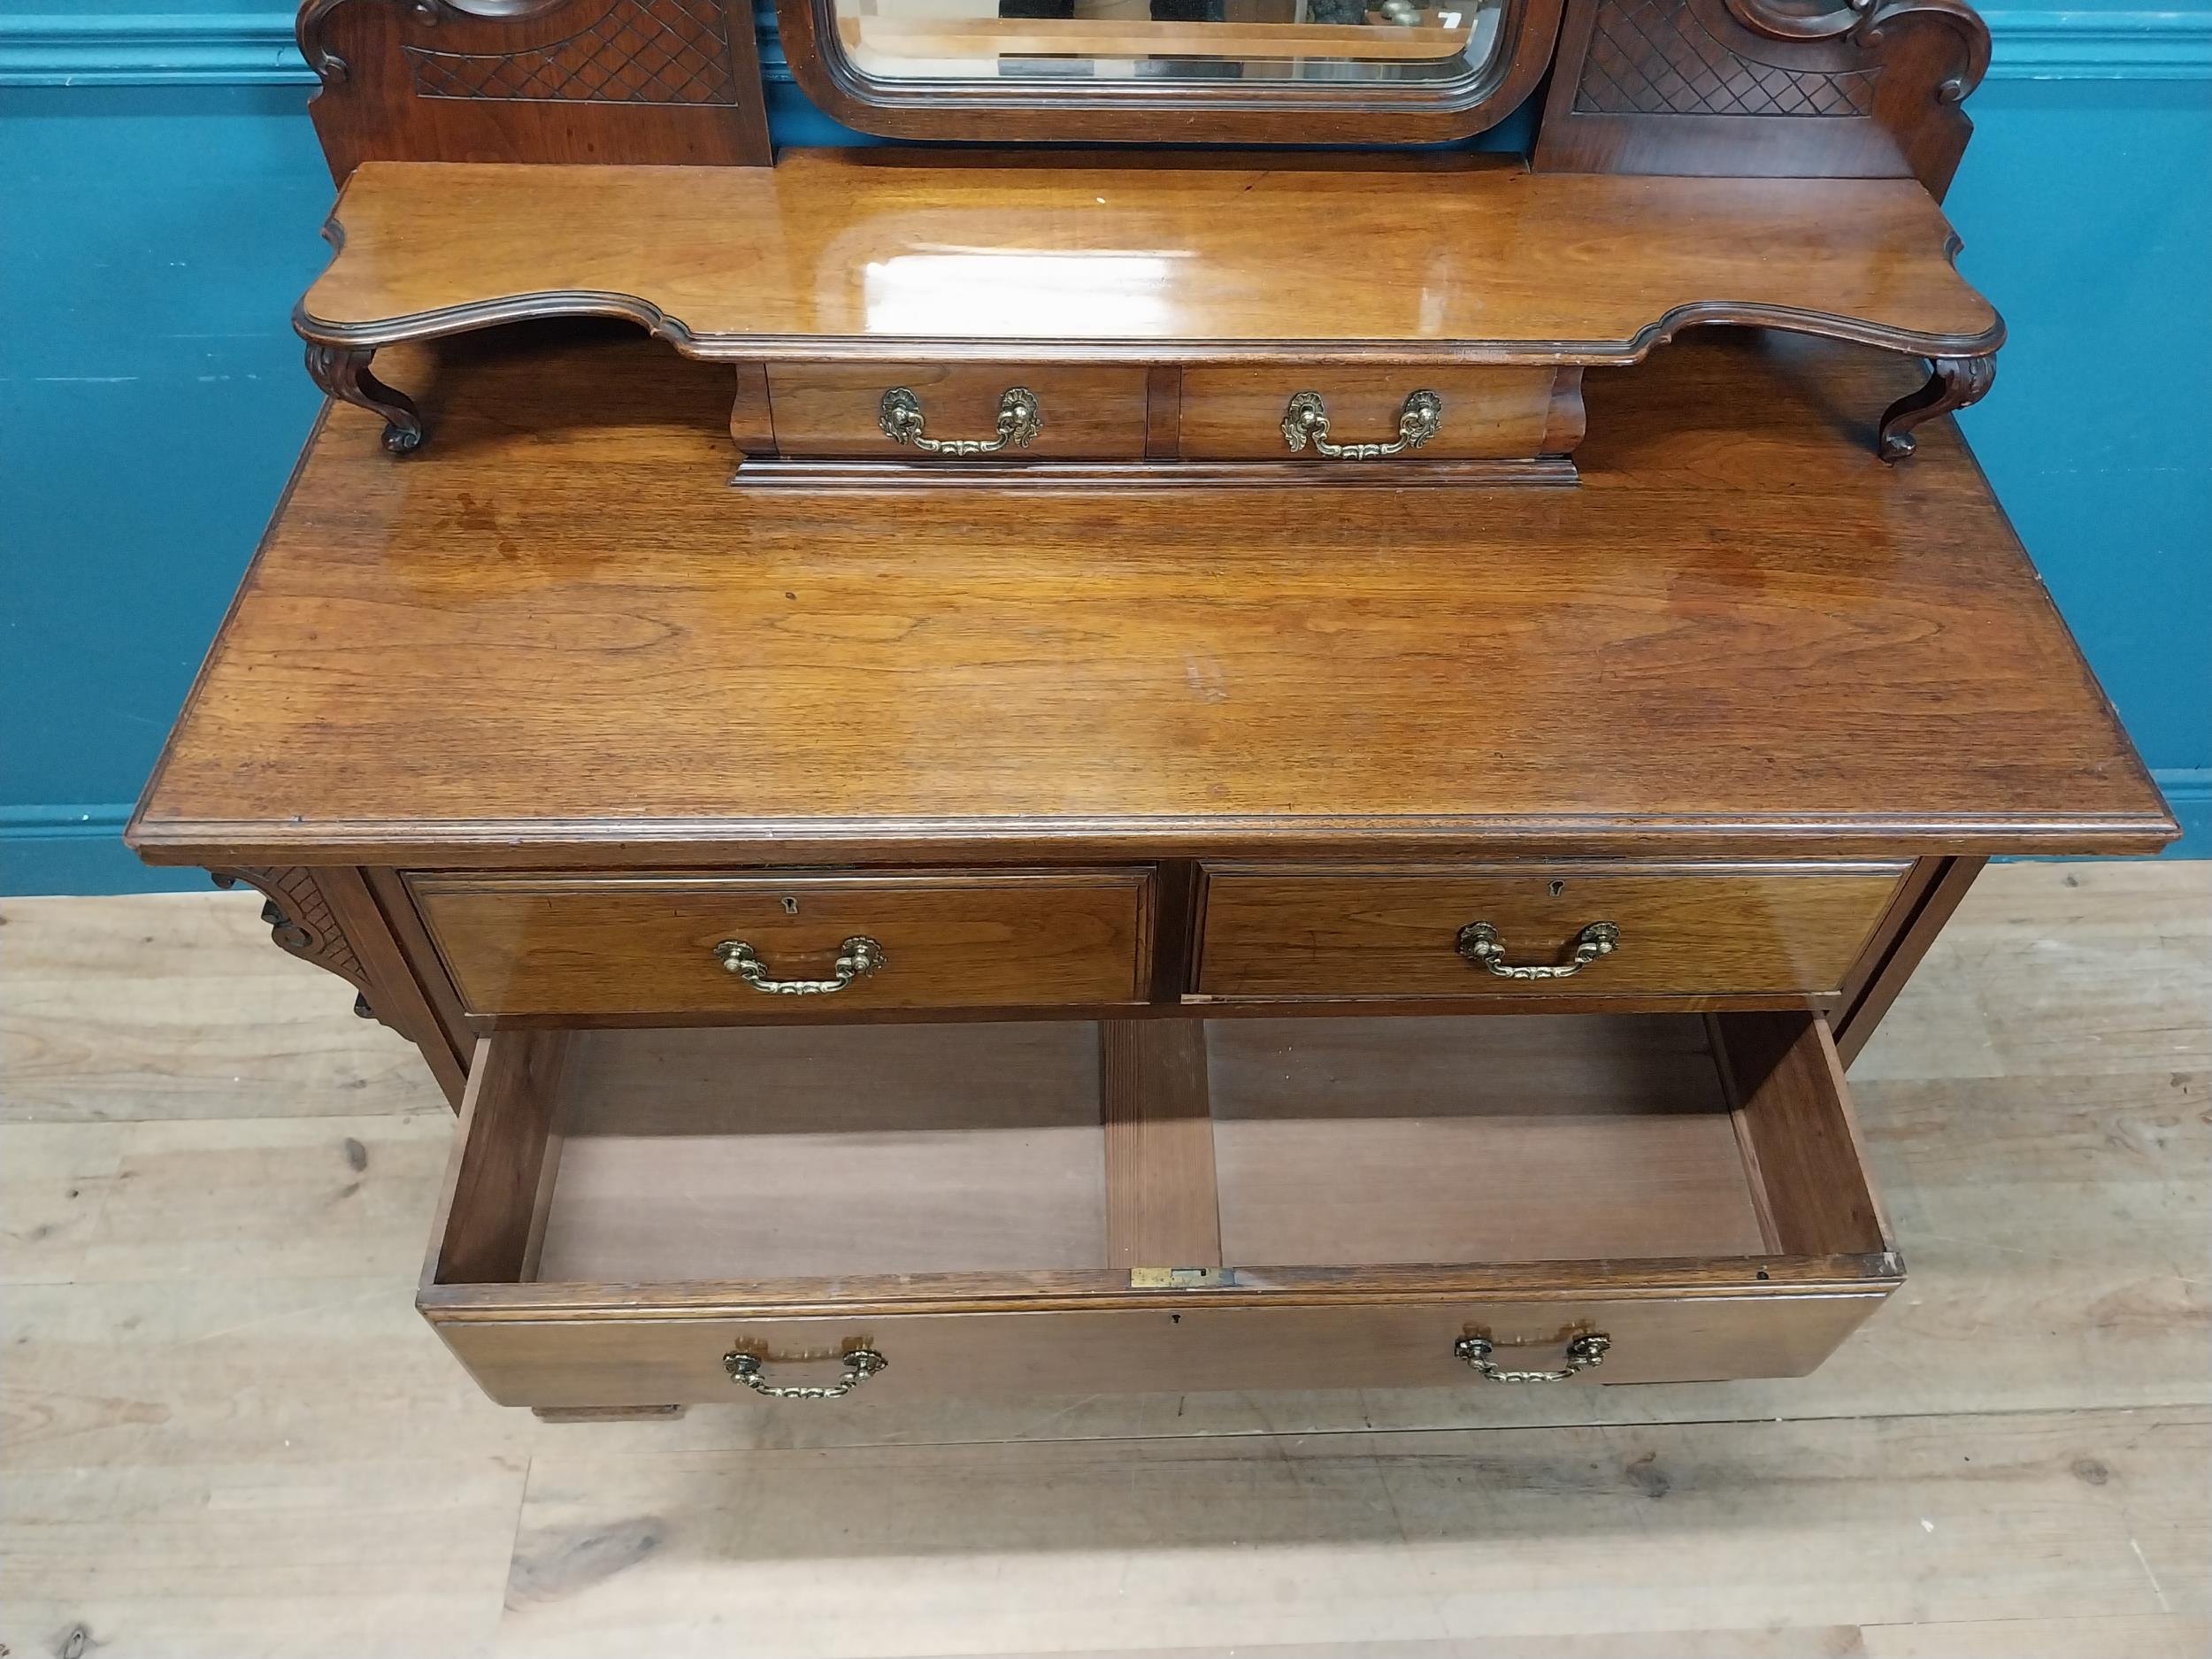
[[427, 1012, 1889, 1296]]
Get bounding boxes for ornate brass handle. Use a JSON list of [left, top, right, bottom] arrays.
[[725, 1348, 887, 1399], [712, 935, 885, 995], [879, 386, 1041, 455], [1280, 388, 1442, 459], [1455, 920, 1621, 980], [1455, 1333, 1610, 1383]]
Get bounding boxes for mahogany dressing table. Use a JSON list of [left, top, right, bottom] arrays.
[[130, 0, 2175, 1414]]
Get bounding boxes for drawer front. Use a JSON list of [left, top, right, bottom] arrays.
[[410, 869, 1151, 1016], [764, 364, 1151, 458], [424, 1011, 1899, 1409], [1196, 864, 1908, 999], [1178, 366, 1562, 460], [431, 1289, 1890, 1409]]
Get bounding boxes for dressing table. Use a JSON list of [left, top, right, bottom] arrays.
[[131, 0, 2175, 1415]]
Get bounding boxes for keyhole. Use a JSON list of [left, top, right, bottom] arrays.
[[1548, 879, 1565, 897], [780, 896, 799, 915]]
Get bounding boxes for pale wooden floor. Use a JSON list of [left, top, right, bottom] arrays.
[[2, 862, 2207, 1659]]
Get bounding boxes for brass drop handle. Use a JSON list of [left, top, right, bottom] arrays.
[[713, 935, 885, 995], [1280, 388, 1442, 459], [1456, 920, 1620, 979], [879, 386, 1042, 455], [726, 1348, 887, 1400], [1455, 1333, 1610, 1383]]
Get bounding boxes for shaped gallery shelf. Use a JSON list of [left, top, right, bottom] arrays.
[[297, 151, 2002, 486]]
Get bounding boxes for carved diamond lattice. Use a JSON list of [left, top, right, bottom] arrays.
[[1576, 0, 1878, 116], [405, 0, 740, 105]]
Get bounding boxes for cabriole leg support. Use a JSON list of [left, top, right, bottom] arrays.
[[1878, 355, 1995, 463], [304, 342, 426, 455]]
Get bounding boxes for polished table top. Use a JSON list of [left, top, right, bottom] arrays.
[[130, 327, 2171, 868], [299, 156, 2002, 365]]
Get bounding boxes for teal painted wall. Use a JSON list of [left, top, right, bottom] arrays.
[[1946, 67, 2211, 846], [3, 8, 2207, 892]]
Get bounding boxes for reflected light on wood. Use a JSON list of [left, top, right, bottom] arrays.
[[863, 250, 1188, 338], [841, 12, 1481, 65]]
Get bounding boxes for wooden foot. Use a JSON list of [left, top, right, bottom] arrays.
[[303, 341, 426, 454], [1877, 355, 1995, 463], [531, 1404, 687, 1424]]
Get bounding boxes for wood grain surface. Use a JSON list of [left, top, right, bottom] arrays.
[[1533, 0, 1985, 200], [433, 1289, 1893, 1406], [430, 1030, 569, 1286], [409, 870, 1153, 1016], [1102, 1019, 1221, 1269], [1835, 855, 1987, 1063], [763, 362, 1150, 457], [1177, 366, 1559, 459], [296, 155, 2002, 358], [300, 0, 772, 180], [127, 330, 2174, 867], [1207, 1015, 1773, 1265], [1196, 863, 1906, 998], [530, 1023, 1109, 1283], [1719, 1012, 1891, 1257], [414, 1009, 1893, 1402]]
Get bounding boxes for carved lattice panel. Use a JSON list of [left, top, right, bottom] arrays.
[[404, 0, 743, 104], [1576, 0, 1878, 116]]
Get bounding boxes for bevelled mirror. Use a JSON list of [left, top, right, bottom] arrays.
[[775, 0, 1565, 142]]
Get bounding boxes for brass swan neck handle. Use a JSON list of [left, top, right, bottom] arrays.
[[1455, 920, 1621, 979], [1280, 388, 1442, 459], [879, 386, 1042, 456]]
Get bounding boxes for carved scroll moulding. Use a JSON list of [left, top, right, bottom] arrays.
[[212, 868, 384, 1022]]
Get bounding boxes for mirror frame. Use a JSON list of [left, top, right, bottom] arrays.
[[773, 0, 1566, 143]]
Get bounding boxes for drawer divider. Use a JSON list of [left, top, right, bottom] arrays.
[[1102, 1020, 1222, 1271]]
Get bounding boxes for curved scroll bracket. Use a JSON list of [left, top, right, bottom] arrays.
[[1877, 354, 1995, 463], [1724, 0, 1990, 100], [211, 867, 385, 1025], [296, 0, 361, 84], [297, 0, 575, 84], [304, 342, 426, 455]]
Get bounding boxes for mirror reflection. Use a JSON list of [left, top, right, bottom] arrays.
[[834, 0, 1506, 85]]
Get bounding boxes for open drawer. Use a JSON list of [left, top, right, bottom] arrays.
[[420, 1012, 1900, 1409]]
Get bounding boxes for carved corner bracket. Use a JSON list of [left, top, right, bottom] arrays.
[[212, 867, 386, 1025], [304, 341, 426, 455], [1877, 354, 1995, 462]]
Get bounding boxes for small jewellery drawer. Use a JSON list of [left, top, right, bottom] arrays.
[[1194, 863, 1909, 1000], [419, 1012, 1899, 1409], [762, 364, 1151, 459], [407, 869, 1152, 1017], [1178, 366, 1570, 461]]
